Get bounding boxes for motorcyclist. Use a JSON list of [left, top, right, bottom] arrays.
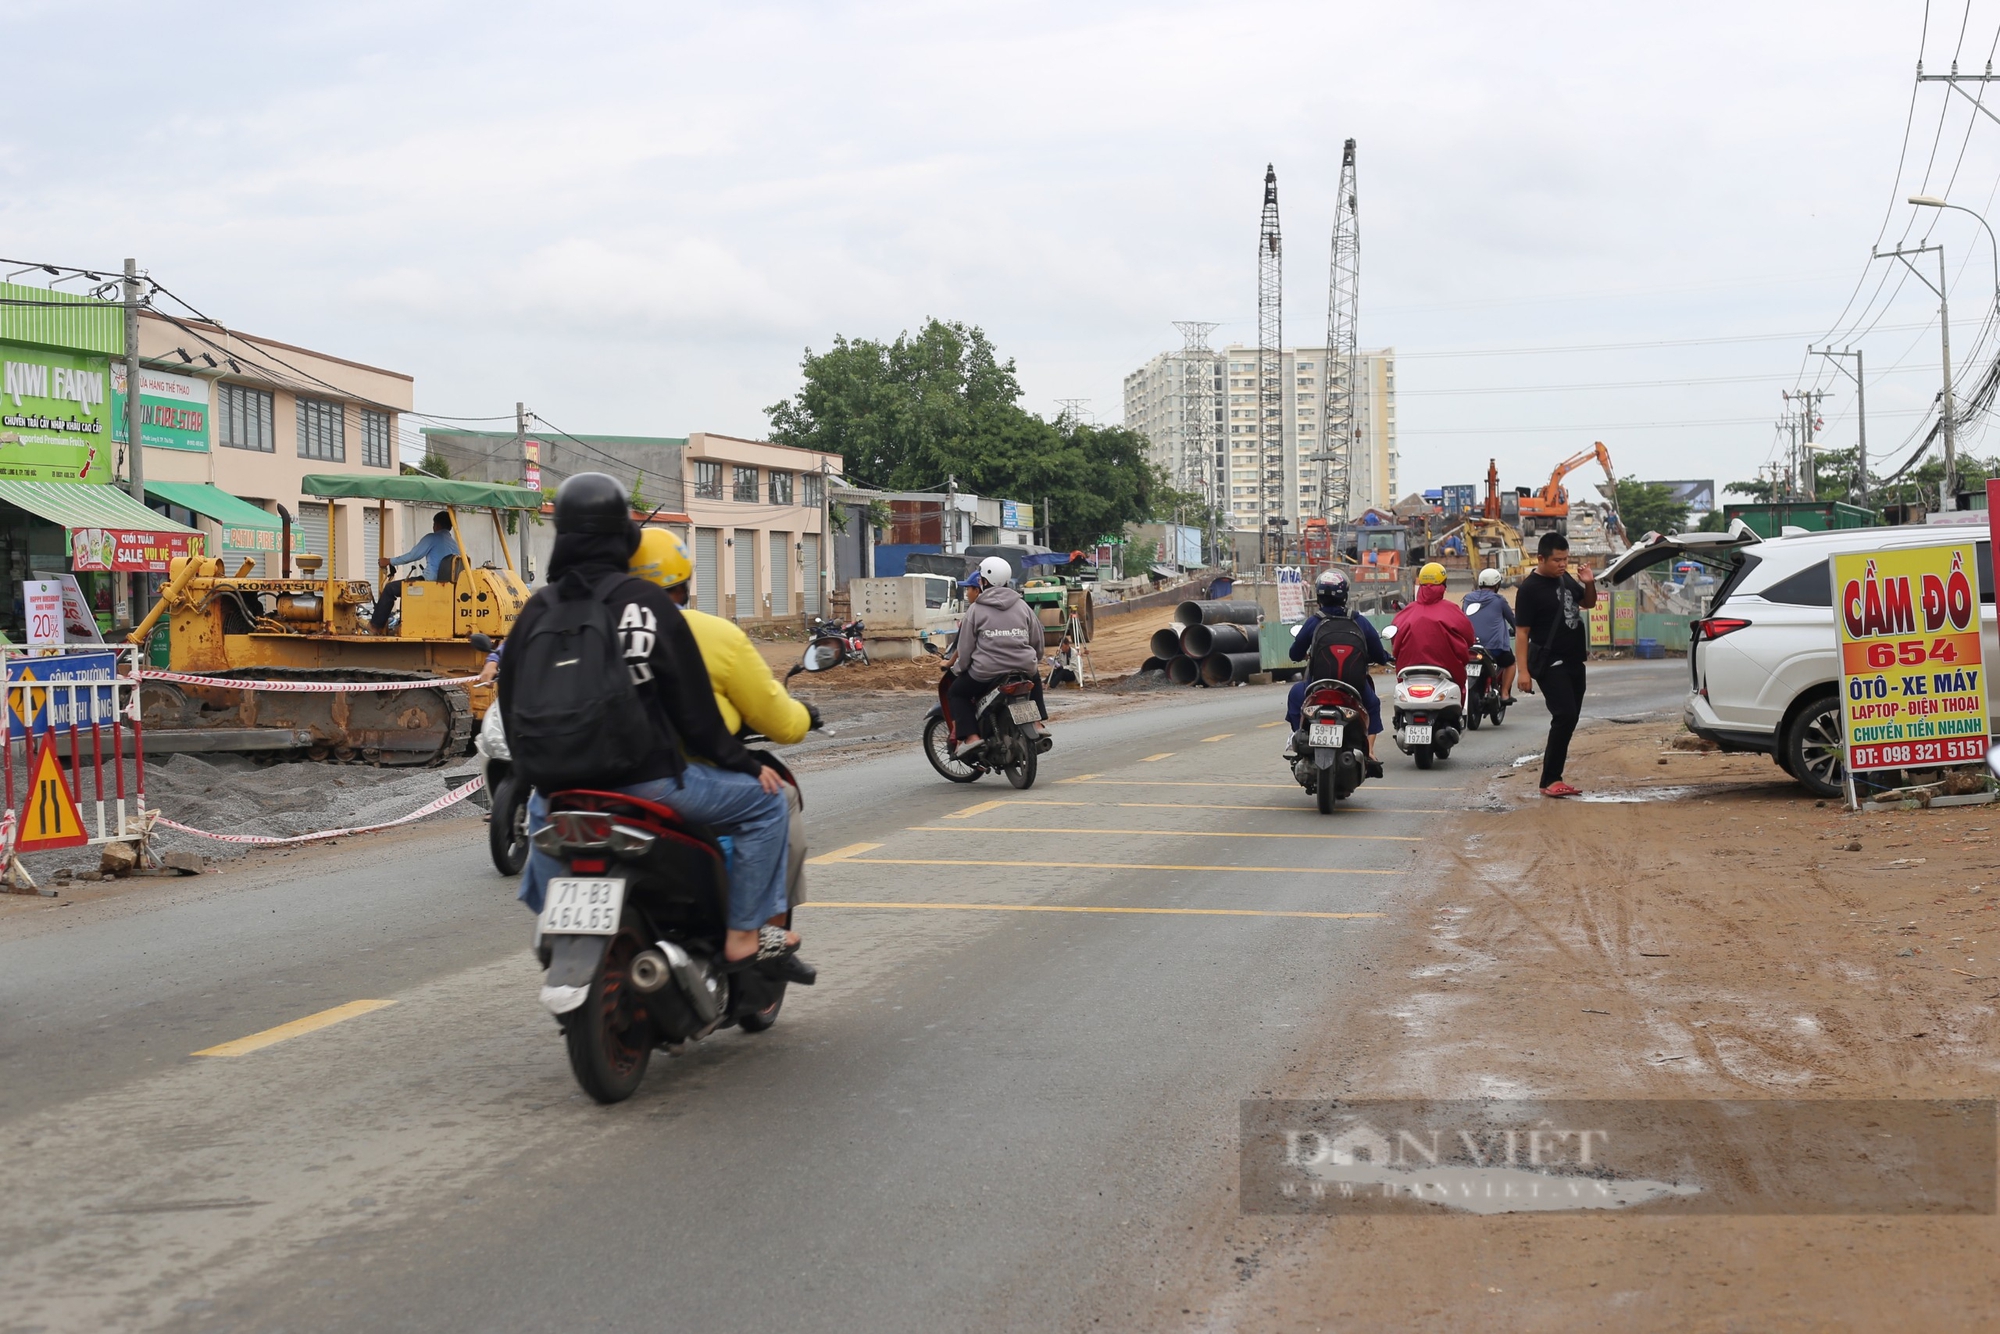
[[1390, 562, 1477, 692], [1461, 567, 1518, 702], [502, 474, 804, 974], [947, 555, 1048, 757], [1287, 567, 1388, 778], [629, 528, 820, 913]]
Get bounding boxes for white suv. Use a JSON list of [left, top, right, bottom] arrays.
[[1606, 520, 1999, 798]]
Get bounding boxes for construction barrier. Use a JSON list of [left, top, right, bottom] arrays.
[[0, 644, 150, 889], [154, 775, 485, 846], [140, 669, 484, 692]]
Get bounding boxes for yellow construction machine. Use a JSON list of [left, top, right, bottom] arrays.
[[128, 474, 542, 764]]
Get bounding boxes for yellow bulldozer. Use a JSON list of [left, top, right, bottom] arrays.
[[128, 474, 542, 764]]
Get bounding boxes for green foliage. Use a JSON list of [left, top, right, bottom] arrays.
[[1695, 507, 1730, 532], [767, 318, 1177, 548], [404, 448, 453, 480], [629, 473, 647, 513], [1613, 475, 1690, 539]]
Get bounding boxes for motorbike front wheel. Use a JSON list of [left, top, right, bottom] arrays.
[[488, 773, 529, 876], [1414, 746, 1435, 770], [738, 984, 787, 1033], [923, 716, 981, 783], [564, 934, 652, 1105]]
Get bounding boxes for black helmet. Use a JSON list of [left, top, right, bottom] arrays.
[[1314, 567, 1351, 615], [553, 472, 629, 535]]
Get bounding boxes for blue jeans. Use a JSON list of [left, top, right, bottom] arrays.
[[517, 765, 791, 932], [1287, 678, 1382, 734]]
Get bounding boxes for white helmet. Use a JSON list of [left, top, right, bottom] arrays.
[[977, 556, 1014, 587], [1477, 568, 1503, 588]]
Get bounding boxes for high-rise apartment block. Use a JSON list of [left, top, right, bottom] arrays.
[[1123, 344, 1397, 526]]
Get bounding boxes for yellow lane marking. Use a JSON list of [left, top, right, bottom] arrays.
[[1202, 733, 1233, 742], [193, 999, 395, 1058], [1140, 753, 1175, 762], [1057, 773, 1102, 784], [818, 856, 1396, 875], [1257, 720, 1288, 729], [812, 902, 1385, 920], [806, 842, 883, 865], [941, 800, 1008, 820], [1066, 779, 1455, 791], [906, 824, 1420, 842], [947, 798, 1457, 815]]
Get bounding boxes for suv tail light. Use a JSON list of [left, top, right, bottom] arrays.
[[1695, 617, 1751, 642]]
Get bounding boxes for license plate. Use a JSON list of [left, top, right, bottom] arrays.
[[1309, 722, 1343, 747], [538, 878, 625, 935], [1405, 724, 1433, 745], [1466, 663, 1482, 676], [1008, 699, 1040, 724]]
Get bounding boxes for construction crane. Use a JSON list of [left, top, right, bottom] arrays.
[[1317, 139, 1360, 520], [1257, 165, 1283, 563], [1518, 441, 1616, 524]]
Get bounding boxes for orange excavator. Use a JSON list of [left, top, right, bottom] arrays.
[[1517, 441, 1615, 523]]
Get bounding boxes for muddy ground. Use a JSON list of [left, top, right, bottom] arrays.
[[1114, 723, 2000, 1332]]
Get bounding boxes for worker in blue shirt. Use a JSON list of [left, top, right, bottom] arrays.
[[370, 511, 460, 631]]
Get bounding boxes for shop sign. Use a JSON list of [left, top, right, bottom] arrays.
[[1587, 601, 1612, 647], [1276, 566, 1306, 622], [0, 344, 112, 483], [69, 526, 204, 574], [111, 365, 210, 452], [524, 439, 541, 489], [1832, 543, 1987, 779], [22, 580, 62, 647], [1611, 590, 1638, 645], [222, 523, 280, 552], [31, 570, 105, 643]]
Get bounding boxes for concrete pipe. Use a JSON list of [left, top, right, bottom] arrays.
[[1138, 656, 1168, 674], [1150, 627, 1186, 659], [1166, 654, 1201, 686], [1182, 622, 1256, 658], [1200, 651, 1263, 686], [1175, 599, 1261, 627]]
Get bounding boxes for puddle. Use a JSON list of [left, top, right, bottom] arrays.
[[1511, 753, 1543, 768], [1574, 786, 1699, 804]]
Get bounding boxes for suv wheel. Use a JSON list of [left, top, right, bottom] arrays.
[[1783, 694, 1845, 799]]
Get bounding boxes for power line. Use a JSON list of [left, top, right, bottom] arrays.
[[1398, 322, 1934, 360]]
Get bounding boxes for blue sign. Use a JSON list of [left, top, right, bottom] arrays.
[[7, 651, 119, 736]]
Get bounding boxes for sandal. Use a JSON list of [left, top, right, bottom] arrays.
[[722, 925, 799, 971]]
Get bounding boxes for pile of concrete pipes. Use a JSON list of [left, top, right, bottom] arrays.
[[1141, 600, 1263, 686]]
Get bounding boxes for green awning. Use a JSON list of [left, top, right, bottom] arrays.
[[299, 473, 544, 510], [144, 481, 281, 553], [0, 480, 199, 535]]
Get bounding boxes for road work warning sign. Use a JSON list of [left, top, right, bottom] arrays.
[[1832, 542, 1988, 777], [15, 735, 86, 851]]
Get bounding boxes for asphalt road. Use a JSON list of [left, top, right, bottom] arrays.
[[0, 660, 1689, 1333]]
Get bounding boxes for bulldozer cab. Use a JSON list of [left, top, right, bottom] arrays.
[[385, 503, 529, 642]]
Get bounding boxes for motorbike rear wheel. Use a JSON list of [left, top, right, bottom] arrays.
[[1005, 742, 1038, 790], [1315, 771, 1336, 814], [564, 934, 652, 1104], [1466, 703, 1483, 731], [1491, 699, 1508, 726], [923, 716, 982, 783], [487, 773, 529, 877], [1414, 746, 1435, 770]]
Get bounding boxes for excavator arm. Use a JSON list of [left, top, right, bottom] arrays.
[[1537, 441, 1616, 506]]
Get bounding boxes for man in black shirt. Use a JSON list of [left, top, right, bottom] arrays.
[[1514, 531, 1598, 797]]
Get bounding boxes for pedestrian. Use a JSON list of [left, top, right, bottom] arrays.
[[1514, 531, 1597, 797]]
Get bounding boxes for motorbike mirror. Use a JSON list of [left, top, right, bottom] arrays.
[[922, 639, 942, 657], [1987, 745, 2000, 784], [1379, 624, 1397, 642], [800, 641, 840, 673], [468, 632, 494, 654]]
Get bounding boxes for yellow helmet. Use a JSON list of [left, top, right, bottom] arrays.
[[1417, 561, 1448, 586], [630, 528, 693, 590]]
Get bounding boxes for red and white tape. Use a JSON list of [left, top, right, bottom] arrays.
[[141, 669, 483, 693], [153, 775, 485, 846]]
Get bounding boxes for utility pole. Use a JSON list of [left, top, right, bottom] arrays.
[[945, 474, 957, 555], [1782, 388, 1827, 501], [120, 258, 145, 631], [1811, 347, 1868, 507], [1256, 164, 1283, 568], [1875, 240, 1957, 503], [515, 401, 532, 581]]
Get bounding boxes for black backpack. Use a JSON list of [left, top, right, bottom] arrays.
[[506, 572, 660, 791], [1308, 615, 1374, 697]]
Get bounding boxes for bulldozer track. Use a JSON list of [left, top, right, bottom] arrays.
[[146, 668, 475, 767]]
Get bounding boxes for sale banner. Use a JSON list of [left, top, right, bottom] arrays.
[[1832, 543, 1989, 776]]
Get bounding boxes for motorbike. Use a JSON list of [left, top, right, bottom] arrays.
[[1390, 665, 1464, 770], [1288, 678, 1373, 814], [1462, 644, 1509, 731], [806, 617, 869, 668], [921, 667, 1050, 789], [462, 632, 529, 876]]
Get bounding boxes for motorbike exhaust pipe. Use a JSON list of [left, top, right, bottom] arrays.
[[659, 939, 725, 1024], [630, 949, 672, 993]]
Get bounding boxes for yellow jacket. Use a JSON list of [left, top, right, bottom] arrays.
[[683, 608, 813, 745]]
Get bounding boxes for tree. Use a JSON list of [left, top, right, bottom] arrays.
[[404, 448, 452, 479], [767, 319, 1178, 547], [1613, 475, 1690, 539]]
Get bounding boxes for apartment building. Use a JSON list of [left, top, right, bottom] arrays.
[[1123, 344, 1396, 527]]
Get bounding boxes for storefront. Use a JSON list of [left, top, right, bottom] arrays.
[[0, 480, 201, 640]]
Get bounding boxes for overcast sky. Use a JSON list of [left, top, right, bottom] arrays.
[[5, 0, 1996, 501]]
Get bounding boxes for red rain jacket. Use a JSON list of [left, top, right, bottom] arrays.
[[1390, 584, 1477, 691]]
